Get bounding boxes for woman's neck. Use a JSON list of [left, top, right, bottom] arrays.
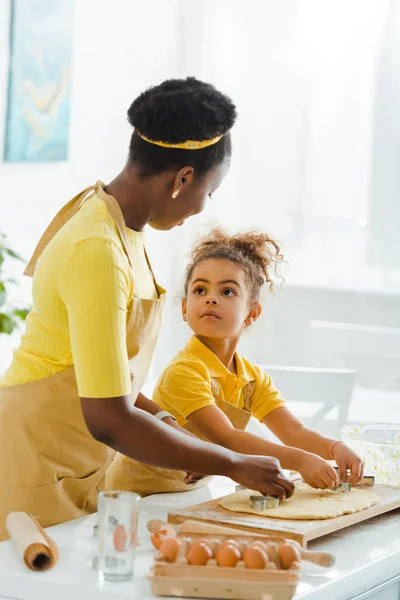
[[105, 165, 154, 231], [195, 335, 239, 374]]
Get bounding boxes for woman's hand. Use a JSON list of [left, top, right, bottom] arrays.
[[230, 455, 295, 499], [331, 441, 364, 485], [297, 452, 338, 489]]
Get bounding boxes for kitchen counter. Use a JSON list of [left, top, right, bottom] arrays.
[[1, 477, 400, 600]]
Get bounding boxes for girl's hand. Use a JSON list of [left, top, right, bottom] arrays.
[[184, 472, 207, 484], [298, 452, 338, 489], [331, 442, 364, 485]]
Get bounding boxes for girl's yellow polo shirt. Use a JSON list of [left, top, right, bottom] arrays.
[[0, 194, 158, 397], [153, 336, 286, 426]]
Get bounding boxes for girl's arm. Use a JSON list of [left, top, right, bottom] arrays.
[[262, 407, 335, 458], [262, 407, 364, 484], [187, 405, 338, 489]]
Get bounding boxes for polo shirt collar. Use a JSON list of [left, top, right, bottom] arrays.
[[185, 336, 255, 382]]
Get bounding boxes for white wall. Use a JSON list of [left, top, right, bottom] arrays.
[[0, 0, 185, 371], [1, 0, 400, 387]]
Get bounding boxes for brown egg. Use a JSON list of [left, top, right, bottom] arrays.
[[197, 537, 220, 555], [278, 543, 301, 570], [150, 524, 177, 550], [243, 546, 268, 569], [113, 525, 128, 552], [216, 544, 241, 568], [150, 532, 162, 549], [219, 539, 241, 552], [159, 537, 182, 563], [187, 541, 213, 566]]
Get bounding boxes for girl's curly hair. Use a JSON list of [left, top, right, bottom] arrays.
[[184, 227, 285, 301]]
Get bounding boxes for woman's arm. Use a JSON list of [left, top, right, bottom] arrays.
[[187, 405, 338, 489], [80, 395, 295, 499]]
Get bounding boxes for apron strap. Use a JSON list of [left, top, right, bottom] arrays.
[[24, 181, 136, 277], [24, 183, 103, 277], [96, 186, 135, 269]]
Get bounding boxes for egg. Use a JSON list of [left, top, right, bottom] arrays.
[[243, 546, 268, 569], [159, 537, 181, 562], [187, 541, 213, 566], [216, 544, 241, 568], [197, 537, 220, 555], [150, 523, 177, 550], [219, 539, 241, 552], [278, 543, 301, 570], [113, 525, 128, 552]]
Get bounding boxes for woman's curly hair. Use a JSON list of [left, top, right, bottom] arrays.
[[184, 227, 285, 301]]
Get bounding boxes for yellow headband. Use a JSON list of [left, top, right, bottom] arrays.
[[136, 131, 223, 150]]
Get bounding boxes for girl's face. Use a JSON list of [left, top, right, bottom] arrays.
[[183, 258, 261, 340]]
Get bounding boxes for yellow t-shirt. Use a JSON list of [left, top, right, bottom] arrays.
[[0, 193, 158, 398], [153, 336, 286, 426]]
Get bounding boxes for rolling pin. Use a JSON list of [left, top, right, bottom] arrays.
[[147, 519, 335, 567]]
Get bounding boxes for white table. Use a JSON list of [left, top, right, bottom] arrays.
[[1, 477, 400, 600]]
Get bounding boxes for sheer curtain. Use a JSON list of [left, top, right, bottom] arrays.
[[148, 0, 400, 426]]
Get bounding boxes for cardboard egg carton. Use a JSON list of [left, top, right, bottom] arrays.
[[147, 520, 334, 600]]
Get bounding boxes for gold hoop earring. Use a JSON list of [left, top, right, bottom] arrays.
[[172, 190, 180, 199]]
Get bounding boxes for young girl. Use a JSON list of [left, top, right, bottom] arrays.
[[150, 228, 364, 490]]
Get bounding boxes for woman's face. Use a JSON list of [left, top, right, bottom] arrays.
[[149, 158, 230, 231]]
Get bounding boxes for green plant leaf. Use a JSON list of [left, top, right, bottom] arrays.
[[5, 248, 23, 261], [0, 282, 5, 307], [0, 313, 16, 335], [13, 308, 30, 320]]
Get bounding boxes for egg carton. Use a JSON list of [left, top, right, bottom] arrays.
[[149, 565, 298, 600], [148, 525, 333, 600], [150, 540, 299, 600]]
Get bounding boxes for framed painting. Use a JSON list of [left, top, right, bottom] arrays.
[[4, 0, 74, 162]]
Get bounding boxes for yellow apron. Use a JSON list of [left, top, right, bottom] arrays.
[[105, 380, 255, 496], [0, 182, 165, 540]]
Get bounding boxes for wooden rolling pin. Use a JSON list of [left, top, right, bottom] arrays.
[[147, 519, 335, 568]]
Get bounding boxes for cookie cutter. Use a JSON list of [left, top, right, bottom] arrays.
[[249, 495, 280, 510], [333, 466, 375, 487], [333, 482, 352, 493]]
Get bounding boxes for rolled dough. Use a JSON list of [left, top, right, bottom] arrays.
[[219, 483, 380, 520]]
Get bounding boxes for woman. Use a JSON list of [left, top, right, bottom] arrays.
[[0, 78, 294, 539]]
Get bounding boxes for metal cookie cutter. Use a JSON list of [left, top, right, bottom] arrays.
[[333, 466, 375, 487], [249, 495, 280, 510], [333, 482, 352, 492], [357, 475, 375, 487]]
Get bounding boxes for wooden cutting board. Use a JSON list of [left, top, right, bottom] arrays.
[[168, 485, 400, 548]]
